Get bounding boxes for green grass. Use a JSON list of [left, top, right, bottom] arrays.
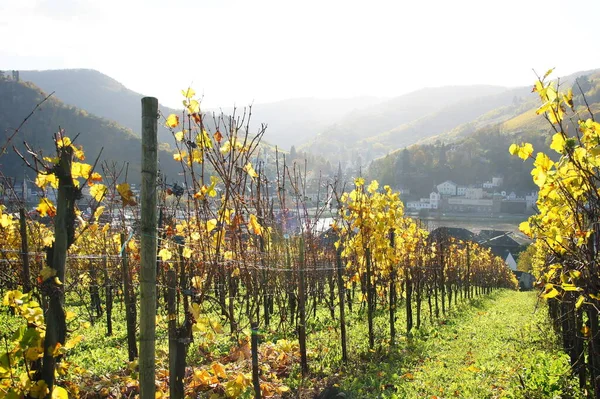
[[1, 289, 582, 398], [331, 291, 582, 398]]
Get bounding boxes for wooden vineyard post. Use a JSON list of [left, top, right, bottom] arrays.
[[389, 229, 398, 345], [121, 233, 138, 362], [41, 143, 75, 392], [167, 268, 184, 399], [365, 247, 375, 349], [104, 256, 113, 336], [251, 322, 261, 399], [19, 208, 31, 293], [466, 242, 471, 299], [121, 233, 138, 361], [440, 242, 446, 316], [336, 246, 348, 363], [140, 96, 158, 399], [298, 237, 308, 375]]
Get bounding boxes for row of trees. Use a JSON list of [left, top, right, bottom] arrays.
[[0, 89, 518, 398], [512, 70, 600, 398]]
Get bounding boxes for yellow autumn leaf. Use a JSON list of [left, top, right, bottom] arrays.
[[71, 162, 92, 179], [57, 136, 72, 148], [248, 214, 262, 235], [550, 133, 566, 153], [0, 213, 12, 228], [158, 248, 172, 261], [40, 267, 57, 282], [93, 206, 105, 220], [65, 335, 84, 350], [206, 219, 217, 233], [174, 131, 185, 141], [73, 145, 85, 161], [166, 114, 179, 128], [543, 287, 560, 299], [36, 173, 59, 189], [517, 143, 534, 161], [30, 380, 49, 399], [519, 221, 531, 236], [191, 276, 204, 290], [187, 99, 200, 114], [89, 184, 107, 202], [51, 386, 68, 399], [42, 155, 59, 164], [533, 152, 553, 172], [37, 198, 57, 217], [193, 369, 216, 386], [367, 180, 379, 194], [182, 246, 193, 259], [117, 183, 137, 206], [211, 362, 227, 379], [182, 87, 195, 99], [220, 140, 232, 155], [89, 172, 102, 182], [243, 162, 258, 178], [173, 150, 187, 162]]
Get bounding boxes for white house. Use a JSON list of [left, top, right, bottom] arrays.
[[437, 181, 457, 196], [457, 186, 467, 196], [465, 187, 484, 200], [429, 192, 440, 209], [492, 177, 504, 187], [406, 192, 440, 210], [505, 252, 517, 271], [406, 199, 430, 210], [526, 192, 538, 209]]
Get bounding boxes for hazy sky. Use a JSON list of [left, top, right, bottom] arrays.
[[1, 0, 599, 109]]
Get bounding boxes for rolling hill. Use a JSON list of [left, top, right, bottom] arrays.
[[366, 69, 600, 197], [19, 69, 179, 144], [0, 77, 181, 185], [19, 69, 386, 150]]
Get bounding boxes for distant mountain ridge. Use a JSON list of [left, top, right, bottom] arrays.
[[19, 69, 386, 150], [300, 85, 509, 160], [213, 96, 386, 150], [19, 69, 179, 144], [15, 67, 600, 173]]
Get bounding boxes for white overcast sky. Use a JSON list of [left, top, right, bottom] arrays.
[[1, 0, 599, 109]]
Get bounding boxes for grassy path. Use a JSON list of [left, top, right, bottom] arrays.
[[336, 290, 581, 398]]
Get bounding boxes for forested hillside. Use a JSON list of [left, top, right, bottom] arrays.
[[0, 78, 181, 184], [19, 69, 180, 144], [367, 70, 600, 197]]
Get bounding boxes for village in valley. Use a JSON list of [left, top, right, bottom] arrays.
[[403, 176, 537, 215]]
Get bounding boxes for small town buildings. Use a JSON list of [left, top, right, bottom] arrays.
[[465, 187, 484, 200], [437, 180, 457, 196], [525, 192, 538, 210], [444, 197, 501, 213], [406, 192, 440, 210]]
